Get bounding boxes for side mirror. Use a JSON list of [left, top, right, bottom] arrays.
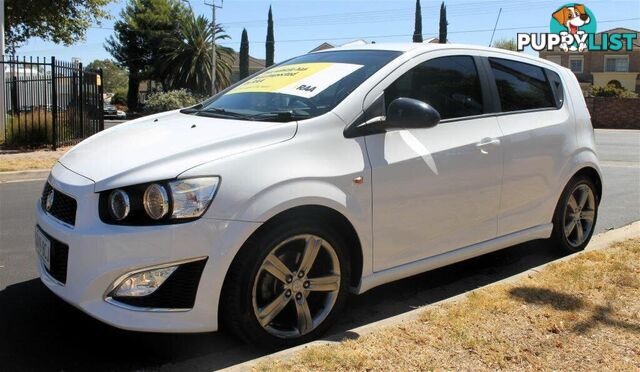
[[385, 97, 441, 129]]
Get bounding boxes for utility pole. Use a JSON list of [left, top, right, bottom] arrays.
[[204, 0, 223, 96], [0, 0, 5, 137]]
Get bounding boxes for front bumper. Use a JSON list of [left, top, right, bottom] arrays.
[[36, 163, 261, 333]]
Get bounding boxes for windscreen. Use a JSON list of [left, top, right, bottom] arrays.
[[193, 50, 402, 122]]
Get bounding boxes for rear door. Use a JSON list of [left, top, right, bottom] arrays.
[[485, 57, 574, 236], [364, 53, 504, 271]]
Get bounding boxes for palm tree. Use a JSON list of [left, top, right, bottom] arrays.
[[157, 15, 234, 94]]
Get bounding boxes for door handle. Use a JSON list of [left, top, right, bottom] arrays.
[[476, 137, 501, 147], [476, 138, 500, 154]]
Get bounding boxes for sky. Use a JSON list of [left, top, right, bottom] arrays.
[[14, 0, 640, 64]]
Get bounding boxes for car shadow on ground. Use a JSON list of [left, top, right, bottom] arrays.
[[0, 240, 566, 371]]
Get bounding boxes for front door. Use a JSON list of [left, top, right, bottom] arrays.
[[366, 55, 504, 271]]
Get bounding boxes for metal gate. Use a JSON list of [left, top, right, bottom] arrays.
[[1, 56, 104, 149]]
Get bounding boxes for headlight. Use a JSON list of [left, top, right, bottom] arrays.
[[108, 189, 130, 221], [170, 178, 219, 219], [143, 183, 169, 220], [99, 177, 220, 225]]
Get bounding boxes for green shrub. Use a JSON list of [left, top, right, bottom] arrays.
[[143, 89, 204, 113], [3, 109, 54, 145], [3, 107, 91, 146], [111, 89, 128, 106], [586, 84, 638, 98]]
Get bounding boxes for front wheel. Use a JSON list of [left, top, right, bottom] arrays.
[[550, 175, 599, 254], [221, 218, 350, 348]]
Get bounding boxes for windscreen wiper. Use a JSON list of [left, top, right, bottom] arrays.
[[248, 111, 309, 122], [195, 107, 252, 119], [179, 103, 207, 114]]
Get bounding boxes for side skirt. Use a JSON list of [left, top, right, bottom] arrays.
[[357, 223, 553, 294]]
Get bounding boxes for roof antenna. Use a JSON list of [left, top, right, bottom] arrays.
[[489, 8, 502, 47]]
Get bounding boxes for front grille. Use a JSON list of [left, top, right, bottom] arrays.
[[38, 227, 69, 284], [112, 259, 208, 309], [41, 183, 77, 226]]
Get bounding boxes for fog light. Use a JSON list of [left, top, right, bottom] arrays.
[[113, 266, 177, 297]]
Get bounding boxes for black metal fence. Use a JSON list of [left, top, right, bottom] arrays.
[[1, 56, 104, 149]]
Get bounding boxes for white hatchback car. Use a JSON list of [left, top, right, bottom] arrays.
[[36, 43, 601, 348]]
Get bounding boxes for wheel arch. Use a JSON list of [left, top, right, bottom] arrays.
[[572, 166, 603, 201], [218, 204, 364, 324], [556, 147, 603, 205]]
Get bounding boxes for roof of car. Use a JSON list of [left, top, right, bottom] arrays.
[[313, 42, 562, 70], [317, 42, 507, 53]]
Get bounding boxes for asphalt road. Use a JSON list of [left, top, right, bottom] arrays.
[[0, 129, 638, 371]]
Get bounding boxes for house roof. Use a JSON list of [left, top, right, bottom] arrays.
[[223, 52, 266, 70], [309, 37, 441, 53], [313, 42, 426, 53], [598, 27, 639, 35], [309, 40, 369, 53], [340, 39, 369, 47], [309, 42, 335, 53]]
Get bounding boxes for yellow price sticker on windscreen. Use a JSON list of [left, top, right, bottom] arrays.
[[228, 62, 363, 98]]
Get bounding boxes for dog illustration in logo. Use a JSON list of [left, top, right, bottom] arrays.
[[553, 4, 591, 52]]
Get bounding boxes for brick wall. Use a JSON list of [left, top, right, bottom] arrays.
[[584, 97, 640, 129]]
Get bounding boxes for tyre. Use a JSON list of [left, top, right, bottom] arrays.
[[550, 175, 599, 254], [221, 217, 350, 349]]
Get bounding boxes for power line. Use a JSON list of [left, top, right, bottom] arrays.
[[88, 0, 564, 31], [220, 0, 560, 26], [88, 0, 627, 32], [19, 17, 639, 54], [214, 18, 640, 45]]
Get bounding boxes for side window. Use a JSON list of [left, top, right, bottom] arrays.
[[384, 56, 484, 120], [489, 58, 556, 112], [546, 69, 564, 108]]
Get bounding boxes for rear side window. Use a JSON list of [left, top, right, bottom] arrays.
[[489, 58, 556, 112], [385, 56, 484, 120], [546, 69, 564, 108]]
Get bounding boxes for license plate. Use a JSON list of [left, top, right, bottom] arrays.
[[35, 227, 51, 270]]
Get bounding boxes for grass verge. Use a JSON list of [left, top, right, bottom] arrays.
[[0, 148, 68, 172], [259, 239, 640, 371]]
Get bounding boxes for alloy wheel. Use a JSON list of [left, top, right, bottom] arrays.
[[252, 234, 341, 338], [563, 184, 596, 247]]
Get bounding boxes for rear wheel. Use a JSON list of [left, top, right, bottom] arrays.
[[550, 176, 599, 254], [221, 218, 350, 349]]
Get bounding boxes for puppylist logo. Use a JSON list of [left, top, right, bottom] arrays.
[[517, 3, 637, 52]]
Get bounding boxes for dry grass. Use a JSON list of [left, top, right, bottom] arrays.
[[259, 239, 640, 371], [0, 147, 68, 171]]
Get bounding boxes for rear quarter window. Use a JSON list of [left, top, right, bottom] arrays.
[[489, 57, 556, 112], [545, 69, 565, 108]]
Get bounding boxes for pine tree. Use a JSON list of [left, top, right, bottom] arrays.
[[106, 0, 189, 111], [439, 2, 448, 44], [240, 29, 250, 79], [266, 5, 275, 67], [413, 0, 423, 43]]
